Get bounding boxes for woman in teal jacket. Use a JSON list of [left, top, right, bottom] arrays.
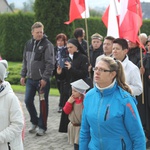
[[79, 57, 145, 150]]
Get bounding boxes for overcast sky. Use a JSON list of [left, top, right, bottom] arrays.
[[7, 0, 150, 9], [87, 0, 150, 8]]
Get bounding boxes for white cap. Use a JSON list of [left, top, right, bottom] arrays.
[[0, 60, 8, 81], [70, 79, 90, 94]]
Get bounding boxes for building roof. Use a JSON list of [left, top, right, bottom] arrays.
[[0, 0, 13, 13]]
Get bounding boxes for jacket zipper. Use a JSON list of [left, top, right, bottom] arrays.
[[104, 106, 109, 121], [121, 138, 126, 150]]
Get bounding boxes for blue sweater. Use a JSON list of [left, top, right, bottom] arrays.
[[79, 82, 145, 150]]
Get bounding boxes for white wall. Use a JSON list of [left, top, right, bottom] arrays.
[[0, 0, 13, 13]]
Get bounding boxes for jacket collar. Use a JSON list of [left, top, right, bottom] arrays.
[[95, 80, 117, 96]]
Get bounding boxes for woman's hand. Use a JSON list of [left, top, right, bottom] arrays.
[[140, 66, 145, 75], [57, 65, 62, 74], [88, 64, 92, 72], [65, 61, 71, 70]]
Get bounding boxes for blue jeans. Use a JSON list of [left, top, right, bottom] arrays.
[[24, 78, 50, 131]]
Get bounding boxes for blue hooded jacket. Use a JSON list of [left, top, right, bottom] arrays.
[[79, 82, 145, 150]]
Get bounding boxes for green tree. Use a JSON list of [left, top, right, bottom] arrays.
[[23, 2, 29, 12], [22, 0, 34, 12], [9, 3, 15, 11], [34, 0, 73, 44], [89, 8, 105, 17]]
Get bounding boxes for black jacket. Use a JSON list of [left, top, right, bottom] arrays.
[[57, 52, 89, 83], [21, 35, 55, 81], [127, 47, 143, 66]]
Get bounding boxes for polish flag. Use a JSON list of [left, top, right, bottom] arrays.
[[64, 0, 89, 24], [102, 0, 143, 43], [102, 0, 120, 38]]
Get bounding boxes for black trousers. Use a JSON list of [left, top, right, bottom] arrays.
[[74, 144, 79, 150]]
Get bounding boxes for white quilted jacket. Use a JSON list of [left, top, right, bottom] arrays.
[[0, 81, 24, 150]]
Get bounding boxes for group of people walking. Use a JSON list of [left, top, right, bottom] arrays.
[[0, 21, 150, 150]]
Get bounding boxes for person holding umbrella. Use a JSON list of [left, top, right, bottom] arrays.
[[20, 22, 55, 136]]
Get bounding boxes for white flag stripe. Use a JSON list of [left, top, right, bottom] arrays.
[[107, 0, 119, 38], [81, 0, 90, 18], [119, 0, 128, 25]]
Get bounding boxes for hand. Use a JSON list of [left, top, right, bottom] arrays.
[[140, 66, 145, 75], [148, 75, 150, 79], [20, 77, 25, 86], [65, 61, 71, 70], [57, 65, 62, 74], [68, 95, 75, 104], [88, 65, 92, 72], [40, 79, 47, 90]]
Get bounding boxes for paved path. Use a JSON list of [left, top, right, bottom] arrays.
[[16, 93, 150, 150], [16, 93, 73, 150]]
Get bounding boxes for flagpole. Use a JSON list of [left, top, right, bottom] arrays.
[[84, 18, 90, 64], [136, 2, 144, 104], [84, 4, 91, 78], [139, 29, 144, 104]]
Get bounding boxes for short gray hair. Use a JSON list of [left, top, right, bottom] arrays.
[[31, 22, 44, 31]]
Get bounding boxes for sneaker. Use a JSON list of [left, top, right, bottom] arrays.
[[28, 124, 37, 133], [36, 128, 46, 136]]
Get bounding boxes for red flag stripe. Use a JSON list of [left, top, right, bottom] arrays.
[[102, 0, 143, 44], [64, 0, 88, 24]]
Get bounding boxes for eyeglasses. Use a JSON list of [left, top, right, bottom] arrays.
[[93, 67, 112, 72]]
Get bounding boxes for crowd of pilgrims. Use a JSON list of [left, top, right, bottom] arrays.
[[53, 28, 150, 149]]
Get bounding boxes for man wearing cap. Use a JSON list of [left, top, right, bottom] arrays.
[[0, 60, 24, 150], [89, 33, 103, 79]]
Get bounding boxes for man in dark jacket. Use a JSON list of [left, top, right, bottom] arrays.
[[20, 22, 55, 136], [89, 33, 103, 79]]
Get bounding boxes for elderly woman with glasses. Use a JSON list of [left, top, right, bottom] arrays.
[[79, 57, 145, 150]]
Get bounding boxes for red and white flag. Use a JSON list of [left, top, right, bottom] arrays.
[[102, 0, 120, 38], [64, 0, 89, 24], [102, 0, 143, 43]]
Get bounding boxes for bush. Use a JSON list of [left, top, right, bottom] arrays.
[[6, 62, 22, 84], [34, 0, 73, 44], [74, 18, 107, 44], [0, 12, 34, 61], [6, 62, 57, 88], [0, 12, 150, 61]]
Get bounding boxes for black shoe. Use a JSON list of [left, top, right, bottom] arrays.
[[57, 107, 62, 113]]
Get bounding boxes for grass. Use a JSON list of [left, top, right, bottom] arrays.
[[7, 61, 60, 96], [11, 85, 60, 96]]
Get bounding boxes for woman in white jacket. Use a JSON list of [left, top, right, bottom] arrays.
[[0, 60, 24, 150]]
